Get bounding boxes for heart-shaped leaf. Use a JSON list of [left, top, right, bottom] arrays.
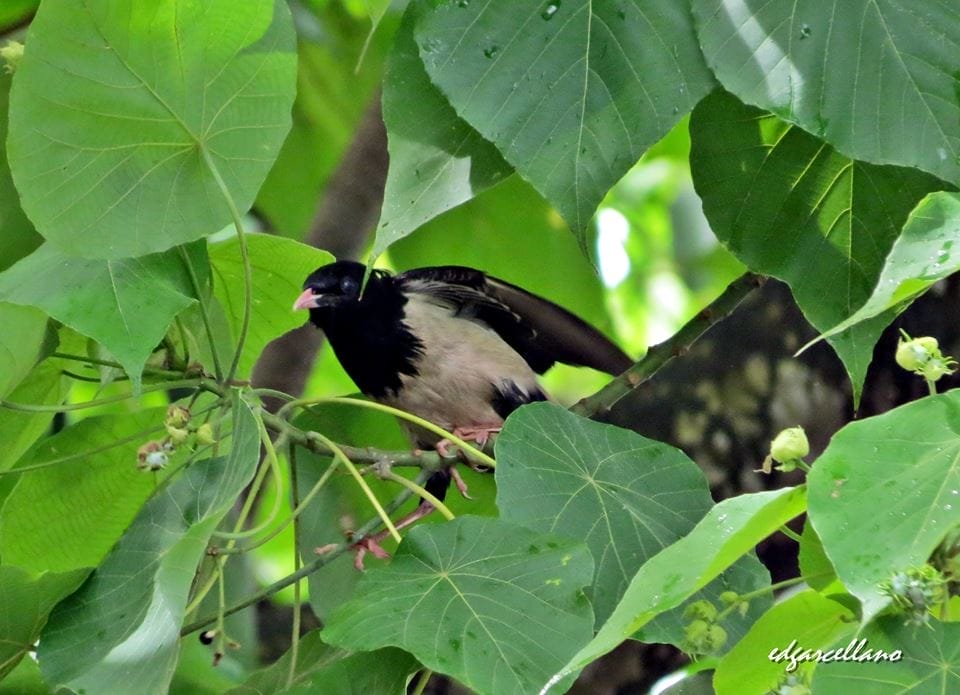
[[690, 91, 944, 402], [496, 402, 770, 643], [692, 0, 960, 186], [7, 0, 296, 258], [808, 390, 960, 623], [371, 0, 511, 259], [415, 0, 714, 239], [322, 516, 595, 695]]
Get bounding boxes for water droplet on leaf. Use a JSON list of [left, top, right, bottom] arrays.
[[541, 1, 560, 20]]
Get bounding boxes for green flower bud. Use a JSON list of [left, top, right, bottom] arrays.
[[166, 404, 191, 429], [719, 591, 739, 605], [165, 425, 190, 445], [683, 599, 718, 622], [196, 422, 216, 446], [705, 624, 728, 651], [1, 41, 24, 74], [770, 427, 809, 464]]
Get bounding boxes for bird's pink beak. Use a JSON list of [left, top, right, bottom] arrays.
[[292, 288, 319, 311]]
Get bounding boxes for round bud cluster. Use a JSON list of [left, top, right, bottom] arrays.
[[895, 332, 956, 384]]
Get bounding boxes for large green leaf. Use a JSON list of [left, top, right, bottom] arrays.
[[0, 1, 36, 28], [0, 409, 167, 573], [7, 0, 296, 258], [810, 192, 960, 346], [228, 631, 417, 695], [692, 0, 960, 187], [813, 616, 960, 692], [808, 390, 960, 624], [372, 1, 511, 258], [0, 361, 67, 476], [496, 403, 769, 641], [543, 487, 807, 694], [0, 656, 48, 695], [414, 0, 715, 239], [0, 566, 87, 680], [209, 235, 333, 378], [0, 242, 207, 390], [0, 303, 46, 399], [689, 91, 944, 402], [713, 591, 856, 695], [0, 72, 41, 272], [37, 397, 260, 695], [322, 516, 595, 695]]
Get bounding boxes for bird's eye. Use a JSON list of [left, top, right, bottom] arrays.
[[340, 276, 358, 295]]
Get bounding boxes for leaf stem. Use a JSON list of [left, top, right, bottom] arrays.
[[199, 144, 252, 387], [52, 352, 186, 379], [310, 429, 401, 543], [716, 572, 832, 621], [411, 669, 433, 695], [287, 443, 303, 689], [1, 379, 202, 412], [573, 272, 765, 418], [280, 396, 496, 469], [779, 525, 802, 543], [180, 475, 428, 636], [378, 467, 454, 521]]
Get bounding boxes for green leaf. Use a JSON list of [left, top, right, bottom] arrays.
[[0, 655, 48, 695], [209, 235, 334, 378], [543, 487, 807, 694], [0, 566, 88, 680], [0, 565, 88, 681], [7, 0, 296, 258], [0, 242, 207, 390], [798, 520, 841, 594], [808, 192, 960, 346], [0, 409, 167, 573], [0, 71, 41, 272], [692, 0, 960, 187], [808, 390, 960, 624], [0, 361, 67, 476], [812, 616, 960, 692], [414, 0, 715, 239], [322, 516, 595, 695], [0, 1, 36, 28], [37, 397, 260, 694], [713, 591, 856, 695], [0, 303, 46, 399], [228, 630, 417, 695], [371, 1, 511, 258], [689, 91, 944, 402], [496, 403, 770, 639]]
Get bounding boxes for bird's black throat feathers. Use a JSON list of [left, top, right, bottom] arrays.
[[303, 263, 424, 398]]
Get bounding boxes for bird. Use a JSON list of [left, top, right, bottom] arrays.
[[293, 260, 631, 565]]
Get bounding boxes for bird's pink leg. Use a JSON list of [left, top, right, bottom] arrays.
[[348, 500, 439, 570], [435, 425, 501, 499]]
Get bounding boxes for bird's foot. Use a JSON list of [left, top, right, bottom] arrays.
[[435, 425, 500, 462], [351, 535, 392, 571], [449, 466, 472, 500]]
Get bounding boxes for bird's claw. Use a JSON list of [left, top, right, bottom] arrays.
[[449, 466, 472, 500], [351, 536, 391, 571]]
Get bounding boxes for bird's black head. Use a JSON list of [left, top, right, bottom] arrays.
[[293, 261, 393, 327]]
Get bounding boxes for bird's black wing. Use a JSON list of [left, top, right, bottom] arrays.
[[396, 266, 632, 376]]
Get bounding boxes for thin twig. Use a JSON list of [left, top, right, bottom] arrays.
[[572, 272, 765, 419]]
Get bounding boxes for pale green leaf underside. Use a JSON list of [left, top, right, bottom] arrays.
[[0, 303, 46, 399], [543, 487, 807, 694], [38, 398, 260, 695], [7, 0, 296, 258], [713, 591, 855, 695], [811, 191, 960, 345], [693, 0, 960, 187], [415, 0, 715, 239], [808, 390, 960, 624], [323, 516, 595, 695]]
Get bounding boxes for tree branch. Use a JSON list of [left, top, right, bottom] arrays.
[[572, 272, 766, 419]]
